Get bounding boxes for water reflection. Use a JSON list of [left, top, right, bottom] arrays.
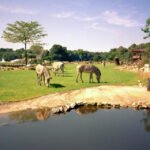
[[6, 105, 102, 123], [142, 110, 150, 132], [75, 105, 98, 115], [1, 108, 150, 150], [8, 106, 98, 122], [1, 105, 150, 134], [9, 108, 52, 123]]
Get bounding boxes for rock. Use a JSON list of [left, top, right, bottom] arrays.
[[59, 106, 63, 112], [51, 107, 60, 114], [70, 103, 76, 109], [63, 105, 70, 112], [104, 104, 112, 109], [132, 102, 137, 108], [137, 105, 147, 109], [87, 102, 97, 106], [114, 104, 120, 109], [75, 101, 84, 106], [97, 102, 102, 106]]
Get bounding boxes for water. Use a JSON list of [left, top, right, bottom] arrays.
[[0, 106, 150, 150]]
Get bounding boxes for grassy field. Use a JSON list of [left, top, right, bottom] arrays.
[[0, 63, 142, 102]]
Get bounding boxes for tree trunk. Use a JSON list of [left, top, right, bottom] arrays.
[[25, 42, 28, 65], [147, 78, 150, 91]]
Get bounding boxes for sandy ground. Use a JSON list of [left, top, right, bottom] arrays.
[[0, 85, 150, 114]]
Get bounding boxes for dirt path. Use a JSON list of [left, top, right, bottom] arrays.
[[0, 86, 150, 114]]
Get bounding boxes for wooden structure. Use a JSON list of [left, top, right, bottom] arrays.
[[132, 49, 145, 61]]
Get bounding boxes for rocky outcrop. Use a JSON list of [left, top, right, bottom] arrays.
[[0, 86, 150, 114]]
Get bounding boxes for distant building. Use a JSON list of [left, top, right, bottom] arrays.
[[132, 49, 145, 61]]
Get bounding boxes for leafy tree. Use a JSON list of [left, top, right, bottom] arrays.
[[50, 44, 68, 61], [2, 21, 47, 65], [142, 43, 150, 64], [128, 43, 137, 50], [107, 48, 117, 61], [93, 53, 102, 61], [67, 50, 80, 61], [3, 51, 19, 61], [142, 18, 150, 39], [15, 48, 25, 59], [76, 49, 84, 61], [30, 44, 44, 60], [42, 50, 51, 61], [0, 48, 14, 61], [141, 18, 150, 64]]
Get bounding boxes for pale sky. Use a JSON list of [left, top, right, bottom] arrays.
[[0, 0, 149, 52]]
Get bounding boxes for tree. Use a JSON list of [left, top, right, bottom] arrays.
[[42, 50, 51, 61], [142, 18, 150, 39], [30, 44, 44, 60], [50, 44, 68, 61], [76, 49, 88, 61], [141, 19, 150, 64], [2, 21, 47, 65]]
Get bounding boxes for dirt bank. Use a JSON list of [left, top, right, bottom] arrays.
[[0, 86, 150, 114]]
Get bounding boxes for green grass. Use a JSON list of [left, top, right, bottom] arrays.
[[0, 63, 142, 102]]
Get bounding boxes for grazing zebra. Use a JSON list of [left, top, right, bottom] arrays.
[[35, 64, 51, 87], [52, 62, 64, 76], [76, 64, 101, 83]]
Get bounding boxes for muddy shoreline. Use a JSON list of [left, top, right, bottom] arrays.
[[0, 86, 150, 114]]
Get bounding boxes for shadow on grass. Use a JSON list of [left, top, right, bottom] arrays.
[[63, 75, 73, 77], [50, 83, 65, 88], [86, 81, 108, 84], [100, 81, 109, 84]]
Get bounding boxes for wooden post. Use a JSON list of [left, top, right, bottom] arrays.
[[147, 78, 150, 91]]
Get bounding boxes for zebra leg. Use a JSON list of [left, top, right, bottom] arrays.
[[43, 75, 46, 86], [80, 72, 84, 83], [39, 74, 42, 86], [89, 73, 92, 83], [76, 73, 79, 82], [37, 74, 40, 85], [91, 73, 93, 83], [62, 68, 64, 76]]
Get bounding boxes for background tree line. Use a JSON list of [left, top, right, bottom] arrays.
[[0, 42, 149, 64]]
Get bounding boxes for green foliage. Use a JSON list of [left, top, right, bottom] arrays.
[[67, 50, 80, 61], [50, 44, 68, 61], [0, 42, 149, 64], [29, 44, 44, 60], [42, 50, 51, 61], [107, 47, 132, 63], [2, 21, 47, 44], [0, 48, 21, 61], [2, 21, 47, 65], [0, 63, 142, 102], [143, 45, 150, 64], [142, 18, 150, 39], [93, 53, 102, 61]]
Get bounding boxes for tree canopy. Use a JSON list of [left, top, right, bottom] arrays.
[[49, 44, 68, 61], [2, 21, 47, 65], [142, 18, 150, 39]]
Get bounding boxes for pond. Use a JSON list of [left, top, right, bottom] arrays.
[[0, 106, 150, 150]]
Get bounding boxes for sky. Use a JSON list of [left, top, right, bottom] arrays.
[[0, 0, 149, 52]]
